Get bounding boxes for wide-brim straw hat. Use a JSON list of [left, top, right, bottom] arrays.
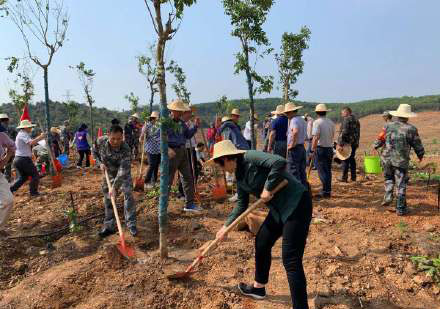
[[335, 144, 352, 161], [17, 119, 36, 129], [315, 103, 331, 112], [221, 116, 231, 123], [150, 111, 159, 119], [0, 113, 9, 119], [206, 140, 246, 165], [230, 108, 240, 116], [131, 113, 140, 119], [168, 99, 190, 112], [389, 104, 417, 118], [271, 105, 285, 115], [284, 102, 303, 113], [51, 127, 61, 135]]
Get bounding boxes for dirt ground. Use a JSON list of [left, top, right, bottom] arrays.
[[1, 112, 439, 309]]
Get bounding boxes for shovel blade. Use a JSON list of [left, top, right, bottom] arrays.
[[166, 270, 197, 280], [134, 178, 144, 192], [117, 242, 135, 258], [52, 174, 62, 188]]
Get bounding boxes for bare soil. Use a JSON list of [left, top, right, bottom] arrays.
[[1, 113, 439, 309]]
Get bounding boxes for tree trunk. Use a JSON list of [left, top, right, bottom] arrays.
[[88, 101, 94, 147], [156, 32, 170, 259], [243, 47, 256, 150], [43, 67, 51, 134], [149, 85, 154, 114], [283, 78, 289, 103]]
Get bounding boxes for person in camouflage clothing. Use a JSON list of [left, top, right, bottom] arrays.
[[0, 114, 16, 182], [337, 107, 361, 182], [93, 125, 137, 237], [374, 104, 424, 216]]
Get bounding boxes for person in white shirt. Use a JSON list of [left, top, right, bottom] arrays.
[[243, 114, 259, 149], [310, 104, 335, 199], [10, 120, 46, 197]]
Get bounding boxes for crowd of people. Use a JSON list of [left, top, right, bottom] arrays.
[[0, 100, 425, 309]]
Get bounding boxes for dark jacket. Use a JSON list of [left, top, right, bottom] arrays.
[[338, 114, 360, 147], [225, 150, 306, 226], [219, 120, 249, 150]]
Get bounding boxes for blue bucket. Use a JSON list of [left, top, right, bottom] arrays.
[[57, 154, 69, 168]]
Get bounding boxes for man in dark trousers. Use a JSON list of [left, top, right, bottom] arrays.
[[267, 105, 288, 158], [337, 107, 360, 182]]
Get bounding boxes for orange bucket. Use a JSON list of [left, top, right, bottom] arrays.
[[89, 155, 96, 167]]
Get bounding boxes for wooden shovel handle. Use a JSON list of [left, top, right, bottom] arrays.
[[104, 170, 124, 237], [137, 122, 147, 178], [202, 179, 288, 258]]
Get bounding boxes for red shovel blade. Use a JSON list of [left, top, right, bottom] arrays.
[[117, 236, 135, 258]]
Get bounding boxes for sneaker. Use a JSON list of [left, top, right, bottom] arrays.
[[314, 193, 331, 200], [98, 227, 116, 238], [238, 283, 266, 300], [337, 177, 348, 183], [76, 165, 81, 169], [183, 204, 202, 212], [128, 226, 138, 237], [229, 193, 238, 202], [381, 199, 392, 206]]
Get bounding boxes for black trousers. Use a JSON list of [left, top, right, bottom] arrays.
[[145, 153, 161, 184], [77, 149, 91, 167], [316, 146, 333, 195], [341, 145, 357, 181], [178, 148, 198, 196], [10, 156, 39, 195], [255, 191, 313, 309]]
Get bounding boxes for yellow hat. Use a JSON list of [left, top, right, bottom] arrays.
[[230, 108, 240, 116], [50, 127, 61, 134], [335, 145, 352, 161], [206, 140, 247, 164], [389, 104, 417, 118], [315, 104, 331, 112], [150, 111, 159, 118], [131, 113, 140, 119], [271, 105, 285, 115], [17, 119, 36, 129], [284, 102, 303, 113], [221, 116, 231, 123], [168, 99, 190, 112], [0, 113, 9, 119]]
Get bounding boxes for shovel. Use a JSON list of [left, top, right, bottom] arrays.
[[104, 170, 135, 258], [167, 179, 288, 280], [134, 125, 146, 192], [38, 121, 62, 188]]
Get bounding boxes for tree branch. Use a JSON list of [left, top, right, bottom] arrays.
[[144, 0, 159, 35]]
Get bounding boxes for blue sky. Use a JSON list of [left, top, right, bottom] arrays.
[[1, 0, 439, 111]]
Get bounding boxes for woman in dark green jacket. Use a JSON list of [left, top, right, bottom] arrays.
[[209, 140, 312, 309]]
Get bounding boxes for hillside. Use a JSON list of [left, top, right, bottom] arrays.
[[194, 95, 440, 125]]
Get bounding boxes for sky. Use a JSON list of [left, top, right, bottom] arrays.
[[1, 0, 440, 111]]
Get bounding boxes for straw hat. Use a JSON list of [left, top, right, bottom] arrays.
[[183, 103, 193, 113], [168, 99, 190, 112], [206, 140, 246, 164], [284, 102, 303, 113], [0, 113, 9, 119], [131, 113, 140, 119], [335, 144, 352, 161], [50, 127, 61, 135], [251, 113, 259, 120], [382, 111, 391, 117], [17, 119, 36, 129], [271, 105, 285, 115], [389, 104, 417, 118], [150, 111, 159, 119], [230, 108, 240, 116], [315, 104, 331, 112], [221, 116, 231, 123]]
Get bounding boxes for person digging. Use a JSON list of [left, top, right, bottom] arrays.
[[93, 125, 137, 237], [211, 140, 313, 309]]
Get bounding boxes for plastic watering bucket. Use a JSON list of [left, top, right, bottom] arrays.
[[364, 156, 382, 174], [57, 154, 69, 167]]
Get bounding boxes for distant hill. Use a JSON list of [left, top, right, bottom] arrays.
[[193, 95, 440, 126], [1, 95, 439, 133]]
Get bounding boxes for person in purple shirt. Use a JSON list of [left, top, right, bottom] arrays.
[[74, 123, 91, 169]]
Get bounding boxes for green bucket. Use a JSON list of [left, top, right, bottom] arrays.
[[364, 156, 382, 174]]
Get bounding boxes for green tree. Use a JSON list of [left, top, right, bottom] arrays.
[[137, 44, 158, 114], [143, 0, 197, 259], [275, 27, 311, 103], [63, 101, 80, 126], [223, 0, 274, 149], [6, 57, 35, 116], [71, 62, 96, 144], [125, 92, 140, 114], [167, 60, 191, 104], [2, 0, 69, 134], [216, 95, 232, 116]]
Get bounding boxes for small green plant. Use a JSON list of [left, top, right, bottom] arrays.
[[65, 208, 82, 233], [433, 138, 438, 145], [395, 221, 408, 235], [411, 255, 440, 284], [146, 187, 161, 199], [414, 172, 440, 182]]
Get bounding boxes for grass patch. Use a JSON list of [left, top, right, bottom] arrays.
[[411, 255, 440, 284]]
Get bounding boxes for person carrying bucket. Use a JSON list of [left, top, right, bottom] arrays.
[[10, 120, 45, 197], [374, 104, 424, 215], [210, 140, 312, 309]]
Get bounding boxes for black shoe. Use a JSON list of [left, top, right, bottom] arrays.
[[314, 193, 331, 200], [98, 228, 116, 238], [129, 226, 138, 237], [397, 208, 409, 216], [337, 177, 348, 183], [238, 283, 266, 300]]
